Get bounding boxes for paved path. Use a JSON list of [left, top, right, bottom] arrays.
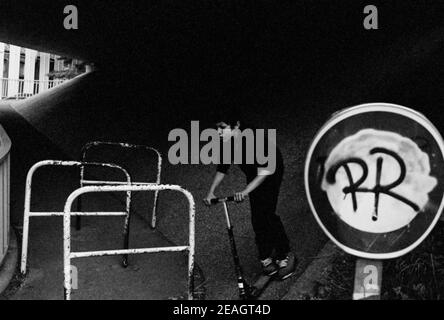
[[5, 73, 328, 299]]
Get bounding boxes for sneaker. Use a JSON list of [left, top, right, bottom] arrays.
[[276, 253, 296, 280], [260, 257, 278, 276]]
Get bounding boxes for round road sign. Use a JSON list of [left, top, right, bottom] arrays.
[[305, 103, 444, 259]]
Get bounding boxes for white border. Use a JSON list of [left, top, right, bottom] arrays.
[[304, 103, 444, 259]]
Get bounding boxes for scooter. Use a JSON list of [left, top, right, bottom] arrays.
[[210, 196, 252, 300], [210, 196, 277, 300]]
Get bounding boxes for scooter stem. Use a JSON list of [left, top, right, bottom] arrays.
[[222, 202, 232, 228]]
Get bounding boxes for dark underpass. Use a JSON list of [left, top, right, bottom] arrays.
[[0, 1, 443, 300]]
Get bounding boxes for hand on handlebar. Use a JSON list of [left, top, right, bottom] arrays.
[[234, 191, 247, 202], [203, 192, 216, 206]]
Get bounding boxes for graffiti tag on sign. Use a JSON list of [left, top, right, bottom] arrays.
[[322, 129, 437, 233]]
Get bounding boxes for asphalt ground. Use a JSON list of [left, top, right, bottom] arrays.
[[5, 73, 328, 299]]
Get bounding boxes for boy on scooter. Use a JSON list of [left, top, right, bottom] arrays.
[[204, 114, 296, 280]]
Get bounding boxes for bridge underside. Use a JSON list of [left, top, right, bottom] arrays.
[[1, 1, 443, 110]]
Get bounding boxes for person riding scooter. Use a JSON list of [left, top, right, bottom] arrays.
[[204, 113, 296, 280]]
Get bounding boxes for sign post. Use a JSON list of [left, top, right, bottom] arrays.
[[305, 103, 444, 299]]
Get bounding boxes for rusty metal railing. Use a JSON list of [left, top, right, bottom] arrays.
[[63, 184, 195, 300], [20, 160, 132, 274], [79, 141, 162, 229]]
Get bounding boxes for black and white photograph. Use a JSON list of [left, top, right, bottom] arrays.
[[0, 0, 444, 310]]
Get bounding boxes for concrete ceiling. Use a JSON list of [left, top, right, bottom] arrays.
[[1, 1, 442, 65], [1, 0, 443, 106]]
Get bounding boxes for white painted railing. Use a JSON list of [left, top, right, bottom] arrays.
[[0, 124, 11, 266], [0, 78, 66, 100], [63, 184, 195, 300], [80, 141, 162, 229]]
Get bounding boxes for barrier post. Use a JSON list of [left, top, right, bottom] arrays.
[[79, 141, 162, 229], [63, 184, 195, 300], [21, 160, 132, 275]]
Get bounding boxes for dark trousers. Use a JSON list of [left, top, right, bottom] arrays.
[[248, 172, 290, 260]]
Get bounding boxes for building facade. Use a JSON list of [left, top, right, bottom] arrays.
[[0, 42, 82, 100]]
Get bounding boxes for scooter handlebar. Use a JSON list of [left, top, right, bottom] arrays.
[[210, 196, 236, 204]]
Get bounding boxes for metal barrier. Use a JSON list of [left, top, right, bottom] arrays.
[[79, 141, 162, 229], [20, 160, 132, 274], [63, 184, 195, 300]]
